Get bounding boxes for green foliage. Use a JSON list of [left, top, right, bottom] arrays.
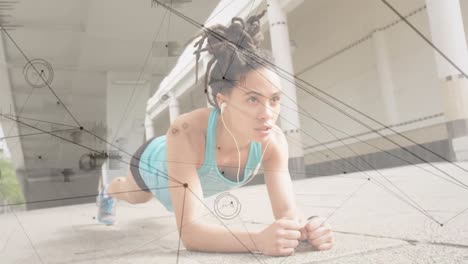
[[0, 158, 25, 206]]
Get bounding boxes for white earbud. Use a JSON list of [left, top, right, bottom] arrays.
[[220, 102, 227, 114]]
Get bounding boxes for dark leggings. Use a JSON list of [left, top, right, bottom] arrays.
[[129, 137, 158, 193]]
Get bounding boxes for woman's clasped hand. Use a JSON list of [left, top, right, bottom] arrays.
[[254, 216, 334, 256]]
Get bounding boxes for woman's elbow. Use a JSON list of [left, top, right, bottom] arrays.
[[182, 238, 195, 251], [183, 238, 204, 252], [179, 225, 200, 251]]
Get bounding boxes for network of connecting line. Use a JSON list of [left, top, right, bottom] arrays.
[[0, 0, 468, 263]]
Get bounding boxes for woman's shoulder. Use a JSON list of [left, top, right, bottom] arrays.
[[165, 108, 212, 165], [173, 107, 212, 132], [165, 107, 212, 145]]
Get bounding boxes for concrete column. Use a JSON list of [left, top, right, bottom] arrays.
[[426, 0, 468, 161], [372, 30, 399, 125], [267, 0, 305, 179], [144, 115, 156, 140], [168, 91, 180, 123], [0, 31, 27, 200]]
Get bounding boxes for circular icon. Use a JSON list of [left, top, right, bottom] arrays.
[[214, 192, 242, 220], [23, 59, 54, 88]]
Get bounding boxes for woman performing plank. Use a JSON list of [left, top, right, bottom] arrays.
[[96, 10, 334, 256]]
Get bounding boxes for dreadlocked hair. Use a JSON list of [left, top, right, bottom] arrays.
[[191, 10, 274, 110]]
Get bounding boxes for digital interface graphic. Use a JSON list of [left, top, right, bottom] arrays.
[[1, 0, 468, 263]]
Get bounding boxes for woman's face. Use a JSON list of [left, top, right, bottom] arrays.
[[218, 67, 283, 142]]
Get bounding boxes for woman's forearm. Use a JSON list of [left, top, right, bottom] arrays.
[[183, 223, 261, 253], [275, 207, 305, 224]]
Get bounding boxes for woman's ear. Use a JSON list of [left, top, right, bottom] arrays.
[[216, 93, 227, 108]]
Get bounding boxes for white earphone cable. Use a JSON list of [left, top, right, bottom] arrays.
[[220, 103, 242, 183], [220, 103, 272, 185]]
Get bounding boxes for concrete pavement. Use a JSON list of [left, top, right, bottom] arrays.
[[1, 162, 468, 263]]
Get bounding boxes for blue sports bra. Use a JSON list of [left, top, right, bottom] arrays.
[[138, 107, 264, 212]]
